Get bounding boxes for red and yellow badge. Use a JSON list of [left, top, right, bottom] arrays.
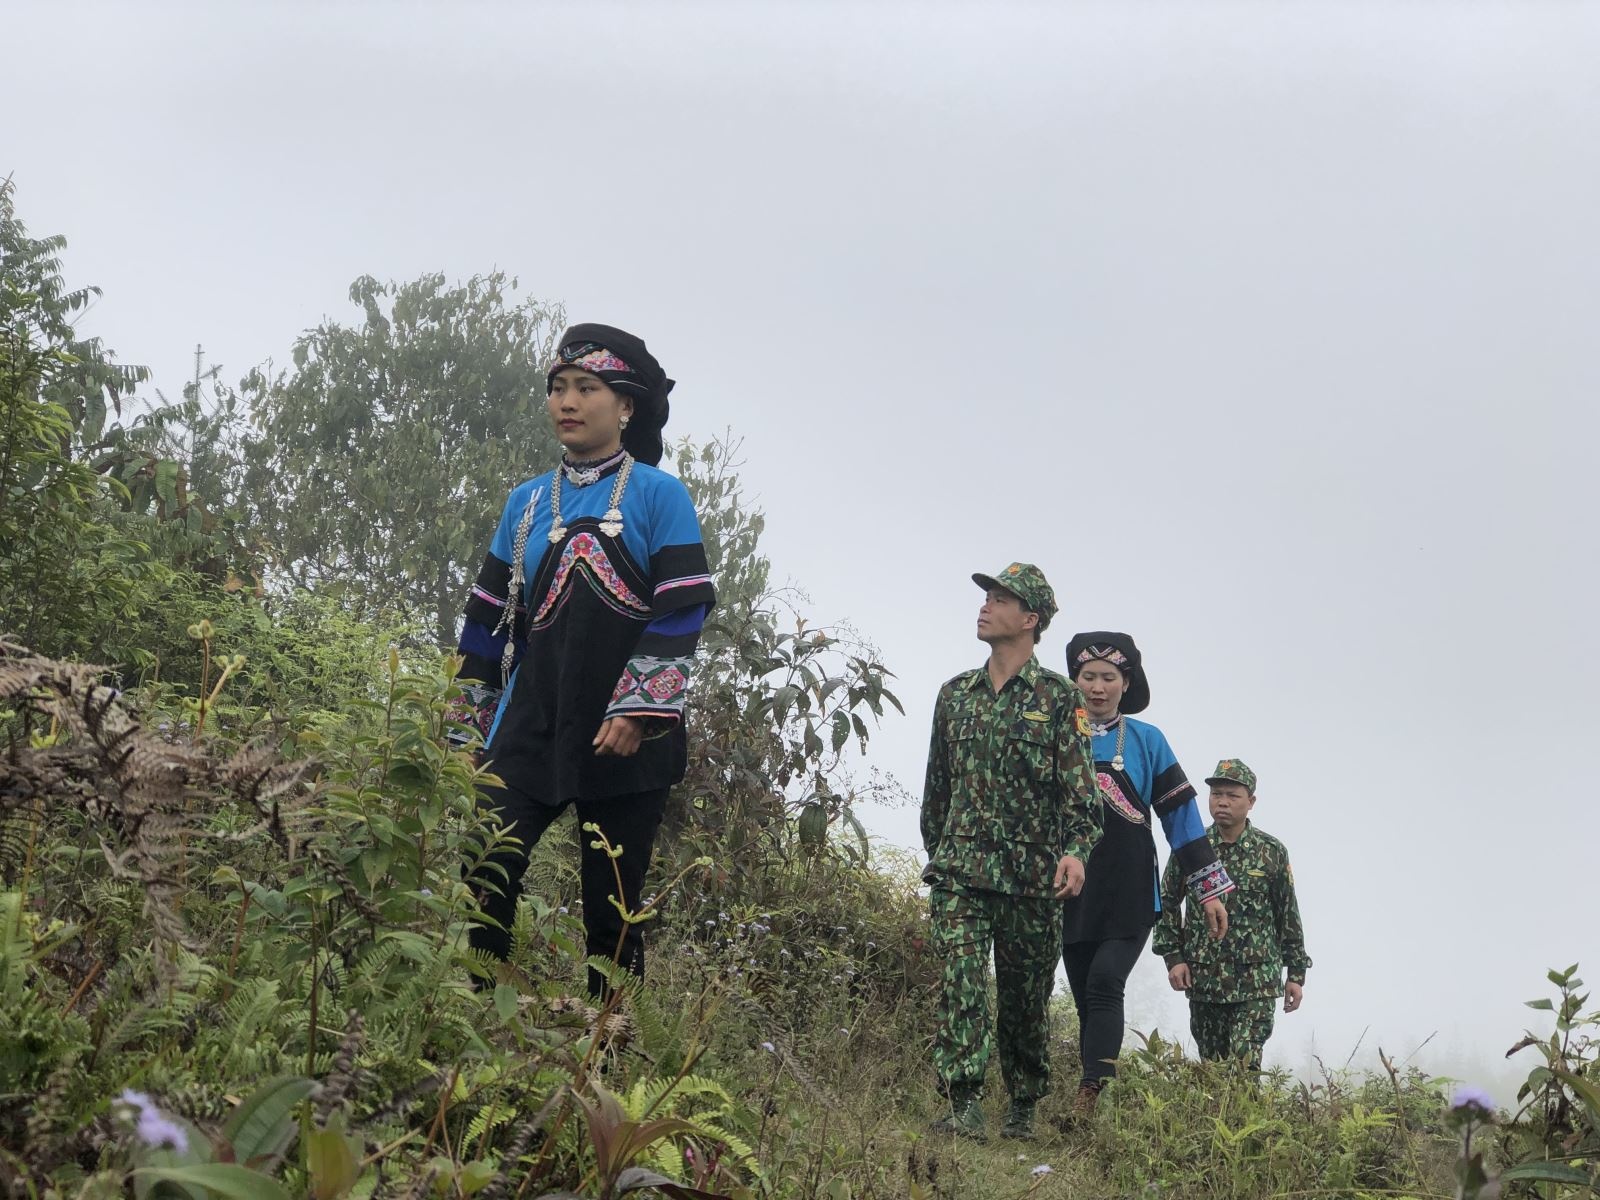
[[1074, 707, 1091, 737]]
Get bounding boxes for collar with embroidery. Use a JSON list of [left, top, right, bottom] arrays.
[[1088, 713, 1124, 737], [559, 447, 628, 486]]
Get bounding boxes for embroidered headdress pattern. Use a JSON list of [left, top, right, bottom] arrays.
[[1076, 645, 1130, 667], [551, 342, 635, 377]]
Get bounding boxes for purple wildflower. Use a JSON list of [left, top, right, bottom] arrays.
[[1451, 1086, 1496, 1115], [1031, 1164, 1053, 1175], [761, 1041, 776, 1053], [118, 1089, 189, 1154]]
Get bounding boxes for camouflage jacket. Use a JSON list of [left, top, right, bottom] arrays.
[[920, 656, 1102, 899], [1153, 821, 1311, 1001]]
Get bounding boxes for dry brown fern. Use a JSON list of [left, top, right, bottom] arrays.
[[0, 639, 377, 968]]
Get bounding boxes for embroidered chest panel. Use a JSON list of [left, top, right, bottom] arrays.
[[528, 527, 652, 629], [1096, 770, 1148, 826]]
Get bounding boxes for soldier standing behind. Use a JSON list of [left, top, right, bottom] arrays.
[[921, 563, 1102, 1142], [1152, 759, 1311, 1071]]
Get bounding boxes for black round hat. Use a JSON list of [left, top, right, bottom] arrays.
[[1064, 630, 1151, 714], [547, 322, 674, 466]]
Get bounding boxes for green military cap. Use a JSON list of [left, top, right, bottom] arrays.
[[972, 562, 1057, 630], [1205, 758, 1257, 793]]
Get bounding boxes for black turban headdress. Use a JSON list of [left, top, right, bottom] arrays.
[[1064, 630, 1151, 715], [546, 322, 674, 466]]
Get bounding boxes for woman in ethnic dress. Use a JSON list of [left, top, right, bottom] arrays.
[[1059, 632, 1231, 1111], [456, 324, 715, 996]]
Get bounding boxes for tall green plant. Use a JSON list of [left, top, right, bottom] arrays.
[[1491, 964, 1600, 1197], [0, 178, 149, 653], [669, 437, 901, 880], [0, 179, 256, 670]]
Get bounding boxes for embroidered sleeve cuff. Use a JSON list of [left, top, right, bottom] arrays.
[[606, 654, 692, 722], [1186, 862, 1235, 904], [445, 682, 503, 749]]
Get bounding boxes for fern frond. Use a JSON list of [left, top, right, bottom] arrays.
[[464, 1104, 513, 1146]]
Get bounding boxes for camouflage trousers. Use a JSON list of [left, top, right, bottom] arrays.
[[929, 886, 1059, 1103], [1190, 997, 1277, 1070]]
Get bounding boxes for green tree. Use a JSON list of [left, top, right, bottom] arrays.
[[238, 272, 565, 647], [1, 180, 261, 676], [0, 178, 153, 657]]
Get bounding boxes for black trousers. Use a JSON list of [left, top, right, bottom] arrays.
[[467, 779, 668, 998], [1061, 931, 1150, 1087]]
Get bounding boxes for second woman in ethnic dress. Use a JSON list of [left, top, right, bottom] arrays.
[[1060, 631, 1232, 1109]]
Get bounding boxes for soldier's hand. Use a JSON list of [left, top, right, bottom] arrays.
[[1284, 981, 1303, 1013], [1168, 962, 1191, 991], [1053, 855, 1086, 899], [1201, 896, 1229, 940], [593, 716, 643, 757]]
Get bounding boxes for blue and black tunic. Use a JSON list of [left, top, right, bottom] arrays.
[[457, 453, 716, 803], [1062, 714, 1233, 943]]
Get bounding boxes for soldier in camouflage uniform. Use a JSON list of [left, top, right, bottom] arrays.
[[921, 563, 1102, 1142], [1152, 759, 1310, 1071]]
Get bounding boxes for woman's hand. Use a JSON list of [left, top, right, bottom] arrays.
[[593, 715, 644, 757]]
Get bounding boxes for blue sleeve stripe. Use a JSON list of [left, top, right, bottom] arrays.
[[459, 618, 506, 660], [1159, 798, 1208, 853], [644, 604, 706, 637]]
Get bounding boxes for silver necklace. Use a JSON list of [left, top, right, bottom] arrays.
[[549, 451, 634, 543], [560, 448, 626, 486], [1090, 713, 1127, 772]]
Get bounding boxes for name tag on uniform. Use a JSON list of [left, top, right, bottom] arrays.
[[1247, 869, 1267, 877], [1022, 711, 1050, 723]]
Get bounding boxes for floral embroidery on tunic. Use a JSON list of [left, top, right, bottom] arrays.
[[608, 655, 692, 719], [1097, 770, 1148, 826], [530, 532, 651, 627]]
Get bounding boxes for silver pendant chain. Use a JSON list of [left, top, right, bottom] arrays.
[[1091, 713, 1127, 772], [549, 451, 634, 544], [494, 453, 635, 685], [497, 486, 541, 685]]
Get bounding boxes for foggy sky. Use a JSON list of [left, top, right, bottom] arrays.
[[9, 0, 1598, 1094]]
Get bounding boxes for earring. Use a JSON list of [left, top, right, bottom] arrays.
[[620, 415, 631, 430]]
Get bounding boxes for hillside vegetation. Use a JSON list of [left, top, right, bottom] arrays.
[[2, 179, 1595, 1199]]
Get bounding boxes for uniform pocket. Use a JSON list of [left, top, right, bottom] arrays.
[[1006, 718, 1055, 785]]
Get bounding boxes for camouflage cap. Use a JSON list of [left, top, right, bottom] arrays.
[[972, 562, 1057, 630], [1205, 758, 1257, 793]]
